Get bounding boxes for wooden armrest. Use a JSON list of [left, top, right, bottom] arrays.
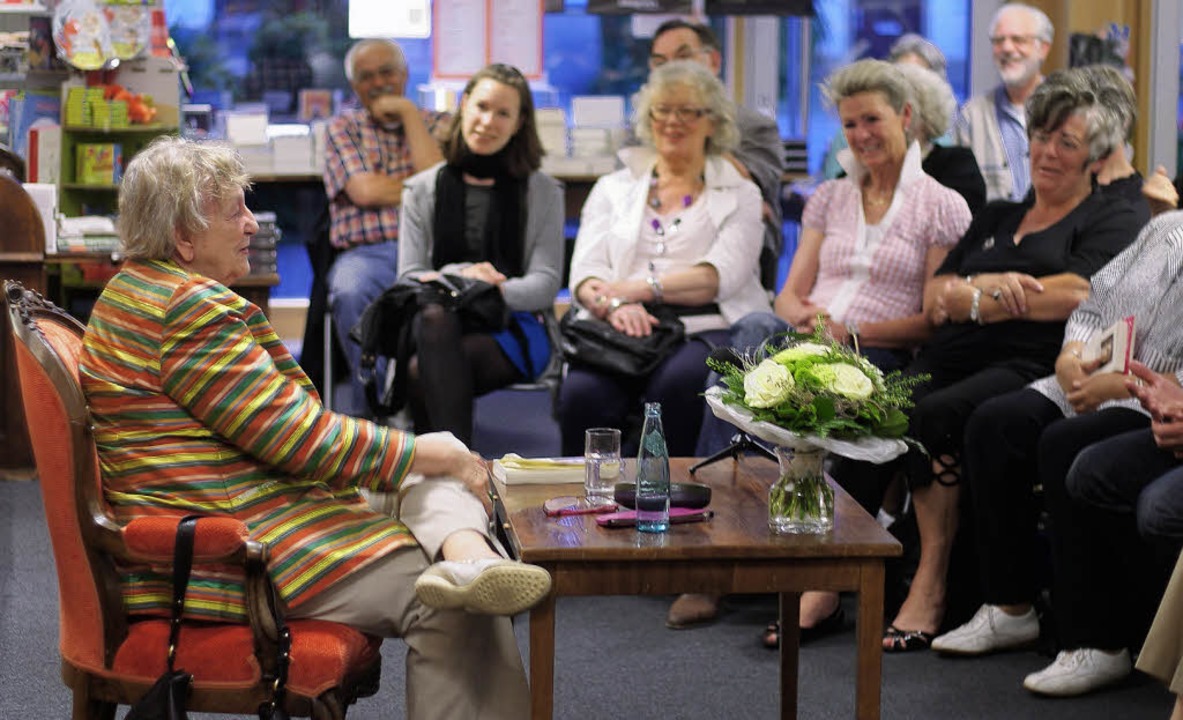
[[121, 516, 262, 564]]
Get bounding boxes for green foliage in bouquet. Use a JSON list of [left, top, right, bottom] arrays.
[[707, 325, 928, 441]]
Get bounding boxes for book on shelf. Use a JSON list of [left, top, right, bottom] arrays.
[[1083, 315, 1135, 375], [26, 122, 59, 183]]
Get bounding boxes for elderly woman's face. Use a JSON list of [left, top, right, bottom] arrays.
[[648, 84, 715, 161], [1029, 111, 1097, 199], [175, 188, 259, 286], [838, 91, 910, 171]]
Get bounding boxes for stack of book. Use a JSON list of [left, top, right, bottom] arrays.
[[63, 86, 103, 127], [535, 107, 568, 159], [248, 211, 280, 276], [57, 215, 120, 254]]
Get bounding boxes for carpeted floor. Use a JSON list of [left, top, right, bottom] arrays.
[[0, 388, 1173, 718]]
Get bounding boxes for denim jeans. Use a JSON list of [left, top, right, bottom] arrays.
[[694, 311, 789, 457], [328, 240, 399, 417]]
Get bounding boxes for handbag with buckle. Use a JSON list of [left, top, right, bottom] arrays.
[[558, 304, 692, 378]]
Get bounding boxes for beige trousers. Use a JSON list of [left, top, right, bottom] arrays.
[[290, 475, 529, 719], [1137, 552, 1183, 695]]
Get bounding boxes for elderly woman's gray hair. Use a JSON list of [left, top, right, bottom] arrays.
[[1078, 64, 1136, 142], [1026, 68, 1123, 163], [633, 60, 739, 155], [118, 136, 251, 260], [888, 33, 947, 79], [344, 39, 407, 83], [894, 63, 956, 143], [823, 59, 911, 116]]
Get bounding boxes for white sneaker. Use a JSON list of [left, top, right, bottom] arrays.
[[931, 604, 1039, 655], [1023, 648, 1132, 697], [415, 558, 552, 616]]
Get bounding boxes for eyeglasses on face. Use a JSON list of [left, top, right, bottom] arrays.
[[989, 34, 1042, 48], [1029, 129, 1085, 153], [355, 64, 401, 85], [649, 105, 711, 123], [649, 48, 710, 68]]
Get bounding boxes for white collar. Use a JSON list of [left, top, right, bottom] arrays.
[[836, 140, 925, 192]]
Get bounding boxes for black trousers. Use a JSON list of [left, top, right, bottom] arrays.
[[963, 388, 1148, 605], [1048, 427, 1183, 650]]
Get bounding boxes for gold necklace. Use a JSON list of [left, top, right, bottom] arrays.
[[863, 184, 895, 207]]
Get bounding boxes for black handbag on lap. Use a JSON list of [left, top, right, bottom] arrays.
[[350, 274, 511, 416], [558, 304, 688, 377]]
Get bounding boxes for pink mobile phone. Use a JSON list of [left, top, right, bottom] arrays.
[[543, 496, 618, 517]]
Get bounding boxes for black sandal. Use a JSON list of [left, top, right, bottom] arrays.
[[761, 606, 846, 649], [882, 625, 934, 652]]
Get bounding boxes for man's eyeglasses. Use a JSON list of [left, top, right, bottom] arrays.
[[355, 64, 401, 85], [989, 34, 1043, 48], [649, 105, 711, 123], [649, 48, 710, 68]]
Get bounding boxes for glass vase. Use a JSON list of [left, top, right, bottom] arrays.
[[769, 445, 834, 534]]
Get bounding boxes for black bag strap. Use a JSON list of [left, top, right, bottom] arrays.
[[166, 515, 201, 674], [257, 580, 292, 720]]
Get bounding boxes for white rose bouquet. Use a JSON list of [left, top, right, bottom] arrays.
[[708, 331, 923, 445], [705, 327, 927, 532]]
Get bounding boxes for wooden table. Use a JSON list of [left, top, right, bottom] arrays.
[[493, 456, 902, 720]]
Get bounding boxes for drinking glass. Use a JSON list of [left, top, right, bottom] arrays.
[[584, 427, 622, 499]]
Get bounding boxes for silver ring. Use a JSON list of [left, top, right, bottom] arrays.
[[992, 289, 1003, 301]]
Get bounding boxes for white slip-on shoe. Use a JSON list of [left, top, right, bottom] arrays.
[[415, 558, 552, 616], [931, 604, 1039, 655], [1023, 648, 1132, 697]]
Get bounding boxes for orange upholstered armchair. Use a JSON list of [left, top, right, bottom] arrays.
[[4, 281, 383, 720]]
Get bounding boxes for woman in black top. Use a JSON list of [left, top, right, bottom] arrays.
[[839, 69, 1148, 652]]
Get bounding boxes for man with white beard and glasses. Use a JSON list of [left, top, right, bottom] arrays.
[[954, 3, 1053, 203], [324, 39, 451, 415]]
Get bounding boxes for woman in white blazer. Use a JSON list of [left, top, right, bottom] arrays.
[[557, 60, 770, 456]]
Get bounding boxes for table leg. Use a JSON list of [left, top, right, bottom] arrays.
[[529, 592, 557, 720], [778, 591, 800, 720], [855, 561, 885, 720]]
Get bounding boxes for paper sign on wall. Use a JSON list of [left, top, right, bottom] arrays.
[[432, 0, 543, 79], [349, 0, 431, 39]]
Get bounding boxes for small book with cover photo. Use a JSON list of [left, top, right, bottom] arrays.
[[1083, 315, 1135, 375]]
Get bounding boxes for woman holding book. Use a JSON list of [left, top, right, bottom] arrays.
[[930, 210, 1183, 694]]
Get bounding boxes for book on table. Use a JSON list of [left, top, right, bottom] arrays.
[[493, 454, 584, 485]]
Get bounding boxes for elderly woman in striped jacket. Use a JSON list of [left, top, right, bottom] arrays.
[[79, 136, 550, 720]]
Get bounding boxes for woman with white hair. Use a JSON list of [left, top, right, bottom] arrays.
[[81, 136, 551, 718], [557, 60, 770, 457], [895, 62, 987, 213]]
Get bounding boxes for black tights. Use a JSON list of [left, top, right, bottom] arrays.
[[407, 303, 522, 446]]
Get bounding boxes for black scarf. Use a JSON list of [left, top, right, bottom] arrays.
[[432, 150, 526, 277]]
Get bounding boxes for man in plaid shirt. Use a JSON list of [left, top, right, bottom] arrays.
[[324, 38, 450, 416]]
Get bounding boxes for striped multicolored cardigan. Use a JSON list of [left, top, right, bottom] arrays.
[[81, 259, 417, 622]]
